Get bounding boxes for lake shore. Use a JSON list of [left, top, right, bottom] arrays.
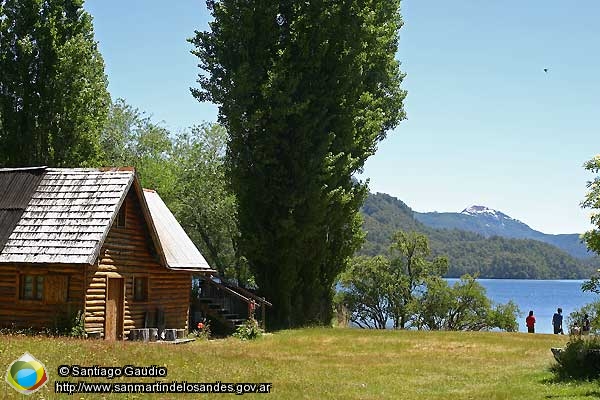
[[447, 279, 597, 334]]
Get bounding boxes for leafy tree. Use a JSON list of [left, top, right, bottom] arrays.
[[413, 276, 454, 330], [336, 256, 392, 329], [388, 231, 448, 328], [337, 230, 448, 329], [415, 275, 518, 331], [572, 157, 600, 329], [0, 0, 109, 167], [100, 100, 249, 284], [581, 155, 600, 294], [100, 99, 178, 201], [191, 0, 406, 329], [336, 232, 518, 331], [169, 124, 252, 285], [582, 155, 600, 255], [567, 300, 600, 335]]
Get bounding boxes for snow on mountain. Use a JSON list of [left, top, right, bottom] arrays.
[[414, 204, 590, 259], [461, 205, 498, 217], [461, 205, 517, 222]]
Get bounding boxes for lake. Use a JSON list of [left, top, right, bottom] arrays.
[[448, 279, 598, 334]]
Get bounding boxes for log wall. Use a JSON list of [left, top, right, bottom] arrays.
[[84, 188, 192, 338], [0, 186, 192, 338], [0, 263, 84, 329]]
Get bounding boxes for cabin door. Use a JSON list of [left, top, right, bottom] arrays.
[[105, 278, 124, 340]]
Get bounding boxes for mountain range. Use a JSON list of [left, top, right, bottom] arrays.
[[359, 192, 599, 279], [414, 205, 591, 259]]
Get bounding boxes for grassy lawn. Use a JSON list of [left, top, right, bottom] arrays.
[[0, 328, 598, 399]]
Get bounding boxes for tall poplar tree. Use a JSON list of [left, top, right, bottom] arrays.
[[191, 0, 406, 328], [0, 0, 109, 167]]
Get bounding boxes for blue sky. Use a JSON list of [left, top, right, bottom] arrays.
[[86, 0, 599, 234]]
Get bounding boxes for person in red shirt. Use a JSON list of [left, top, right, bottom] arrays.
[[526, 310, 536, 333]]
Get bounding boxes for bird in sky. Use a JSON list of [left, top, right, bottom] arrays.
[[543, 68, 549, 73]]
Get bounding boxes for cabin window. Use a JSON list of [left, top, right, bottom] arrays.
[[117, 202, 127, 228], [133, 277, 148, 302], [20, 275, 44, 301]]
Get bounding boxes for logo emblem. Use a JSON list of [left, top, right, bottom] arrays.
[[5, 352, 48, 395]]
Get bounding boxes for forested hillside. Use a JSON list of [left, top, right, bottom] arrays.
[[414, 208, 590, 259], [360, 192, 598, 279]]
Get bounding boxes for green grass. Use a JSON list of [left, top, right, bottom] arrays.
[[0, 328, 598, 399]]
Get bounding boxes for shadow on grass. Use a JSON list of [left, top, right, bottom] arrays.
[[545, 366, 600, 383], [541, 374, 600, 399], [544, 392, 600, 399], [541, 374, 599, 384]]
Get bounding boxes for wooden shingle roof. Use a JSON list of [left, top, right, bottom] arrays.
[[0, 168, 134, 264], [0, 167, 214, 273]]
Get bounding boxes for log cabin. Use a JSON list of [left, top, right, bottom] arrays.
[[0, 166, 215, 340]]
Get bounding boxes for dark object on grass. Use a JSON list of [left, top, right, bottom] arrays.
[[551, 337, 600, 380]]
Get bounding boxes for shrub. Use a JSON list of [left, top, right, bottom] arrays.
[[567, 300, 600, 335], [189, 320, 211, 340], [70, 310, 87, 338], [232, 318, 262, 340], [551, 336, 600, 380]]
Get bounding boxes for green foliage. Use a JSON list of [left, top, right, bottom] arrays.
[[551, 337, 600, 380], [191, 0, 406, 328], [337, 231, 517, 331], [581, 155, 600, 257], [69, 310, 86, 338], [388, 231, 448, 328], [488, 301, 521, 333], [579, 154, 600, 294], [100, 100, 249, 284], [582, 275, 600, 294], [336, 256, 394, 329], [189, 320, 211, 341], [416, 275, 519, 331], [361, 192, 598, 279], [169, 124, 251, 285], [232, 318, 263, 340], [0, 0, 109, 167], [100, 99, 178, 199], [568, 300, 600, 335]]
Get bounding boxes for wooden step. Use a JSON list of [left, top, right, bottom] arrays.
[[197, 297, 218, 303]]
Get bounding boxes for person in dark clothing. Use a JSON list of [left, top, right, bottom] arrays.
[[582, 314, 591, 335], [552, 308, 564, 335], [526, 310, 536, 333]]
